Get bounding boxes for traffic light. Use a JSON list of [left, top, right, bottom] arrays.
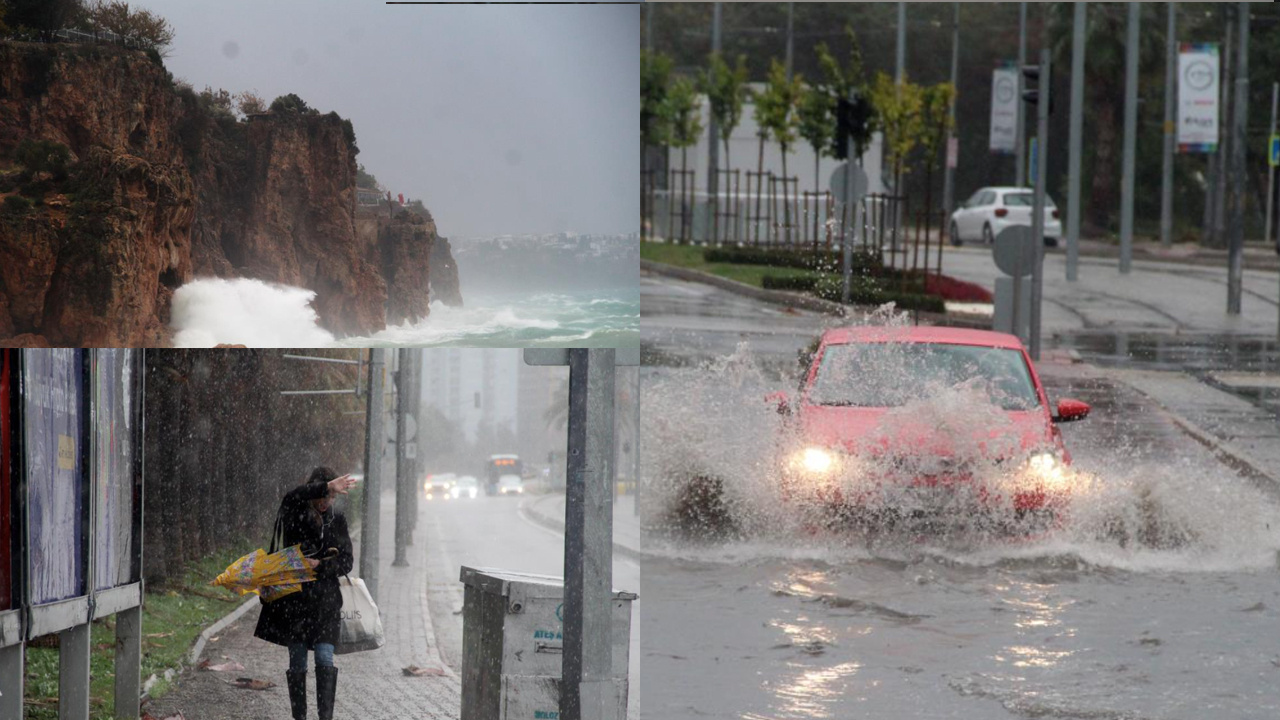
[[1021, 64, 1053, 114], [833, 95, 872, 160]]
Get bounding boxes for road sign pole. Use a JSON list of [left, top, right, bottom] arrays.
[[1067, 2, 1086, 282], [1030, 49, 1051, 361], [1014, 2, 1027, 188], [360, 349, 386, 601], [1160, 3, 1177, 249], [393, 349, 413, 566], [942, 2, 960, 239], [1119, 2, 1139, 275], [1227, 2, 1249, 315], [707, 3, 722, 232]]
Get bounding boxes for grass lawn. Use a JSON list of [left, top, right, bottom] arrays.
[[24, 541, 257, 719], [640, 241, 819, 288]]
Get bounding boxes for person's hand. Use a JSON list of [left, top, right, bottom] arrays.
[[305, 558, 321, 569], [327, 474, 358, 496]]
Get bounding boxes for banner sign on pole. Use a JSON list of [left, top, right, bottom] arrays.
[[1269, 135, 1280, 168], [92, 350, 136, 590], [946, 136, 959, 169], [1177, 43, 1220, 152], [989, 67, 1018, 154], [25, 350, 86, 605]]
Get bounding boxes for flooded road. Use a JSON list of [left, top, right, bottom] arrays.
[[639, 271, 1280, 719]]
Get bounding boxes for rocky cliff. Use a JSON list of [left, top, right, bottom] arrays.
[[378, 210, 433, 326], [0, 41, 451, 346]]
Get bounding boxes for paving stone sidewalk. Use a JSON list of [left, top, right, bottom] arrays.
[[146, 492, 460, 719]]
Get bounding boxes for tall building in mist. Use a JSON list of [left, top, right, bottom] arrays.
[[422, 349, 464, 424], [517, 363, 567, 475]]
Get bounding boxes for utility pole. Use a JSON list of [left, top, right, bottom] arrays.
[[393, 349, 417, 566], [1015, 2, 1027, 188], [895, 2, 906, 86], [1265, 82, 1278, 253], [1213, 11, 1235, 249], [706, 3, 722, 239], [1160, 3, 1177, 249], [359, 349, 387, 601], [561, 349, 617, 720], [785, 2, 795, 80], [1227, 2, 1249, 315], [1066, 2, 1086, 282], [942, 3, 960, 236], [1119, 2, 1140, 275]]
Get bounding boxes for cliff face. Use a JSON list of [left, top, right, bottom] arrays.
[[0, 42, 438, 346], [378, 211, 433, 326], [429, 234, 464, 307]]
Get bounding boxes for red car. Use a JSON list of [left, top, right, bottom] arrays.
[[770, 326, 1090, 532]]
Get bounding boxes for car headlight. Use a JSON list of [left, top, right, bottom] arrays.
[[789, 447, 840, 475], [1023, 451, 1068, 489]]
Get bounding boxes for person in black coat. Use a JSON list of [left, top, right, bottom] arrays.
[[254, 467, 357, 720]]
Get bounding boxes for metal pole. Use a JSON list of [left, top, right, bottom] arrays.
[[1067, 2, 1086, 282], [560, 349, 616, 720], [393, 349, 411, 567], [359, 349, 386, 601], [895, 2, 905, 86], [407, 350, 420, 540], [1226, 2, 1249, 315], [1015, 2, 1027, 188], [942, 3, 960, 235], [785, 2, 794, 81], [1119, 2, 1140, 275], [645, 3, 652, 54], [707, 3, 721, 224], [1213, 13, 1234, 248], [1030, 48, 1051, 361], [632, 367, 641, 517], [1265, 82, 1277, 252], [1160, 2, 1177, 248]]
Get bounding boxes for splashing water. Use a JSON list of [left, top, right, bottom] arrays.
[[171, 278, 336, 347], [170, 279, 637, 347], [642, 325, 1280, 573]]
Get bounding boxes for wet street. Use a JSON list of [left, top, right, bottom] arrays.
[[639, 267, 1280, 719]]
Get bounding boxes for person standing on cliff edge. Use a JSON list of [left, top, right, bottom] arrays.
[[254, 468, 357, 720]]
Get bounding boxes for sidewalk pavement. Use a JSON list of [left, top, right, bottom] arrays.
[[145, 491, 461, 719], [523, 492, 645, 559]]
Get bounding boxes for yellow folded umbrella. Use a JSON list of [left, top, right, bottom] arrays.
[[211, 545, 317, 602]]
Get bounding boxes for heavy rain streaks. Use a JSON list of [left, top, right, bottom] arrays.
[[639, 315, 1280, 720]]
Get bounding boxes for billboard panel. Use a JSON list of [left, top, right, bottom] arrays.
[[1177, 44, 1219, 152], [93, 350, 136, 590], [989, 67, 1018, 154], [24, 350, 85, 605]]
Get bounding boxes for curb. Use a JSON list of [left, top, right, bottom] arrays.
[[640, 259, 991, 330], [188, 597, 259, 665], [518, 494, 655, 563], [1134, 392, 1280, 497]]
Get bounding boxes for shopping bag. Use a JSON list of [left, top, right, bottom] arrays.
[[335, 576, 384, 654]]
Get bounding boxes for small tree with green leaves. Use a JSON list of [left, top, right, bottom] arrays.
[[796, 83, 835, 249], [867, 71, 924, 203], [269, 93, 318, 115], [663, 75, 704, 243], [641, 50, 674, 238], [755, 59, 803, 244], [701, 52, 750, 241]]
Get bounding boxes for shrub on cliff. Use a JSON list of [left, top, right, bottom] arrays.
[[14, 139, 72, 182], [269, 93, 318, 115], [2, 194, 34, 218], [82, 1, 175, 55]]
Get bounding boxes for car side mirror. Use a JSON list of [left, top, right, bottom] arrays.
[[765, 391, 791, 416], [1053, 398, 1090, 423]]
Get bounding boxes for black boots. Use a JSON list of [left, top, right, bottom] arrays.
[[285, 670, 307, 720], [315, 666, 339, 720]]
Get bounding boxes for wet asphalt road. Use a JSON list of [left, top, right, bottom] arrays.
[[639, 270, 1280, 719]]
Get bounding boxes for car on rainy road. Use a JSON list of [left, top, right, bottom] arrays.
[[768, 325, 1091, 532], [949, 186, 1062, 246], [423, 473, 456, 500]]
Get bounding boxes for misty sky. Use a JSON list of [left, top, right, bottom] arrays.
[[141, 1, 639, 239]]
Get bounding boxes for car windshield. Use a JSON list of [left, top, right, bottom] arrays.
[[808, 342, 1041, 410], [1003, 193, 1056, 208]]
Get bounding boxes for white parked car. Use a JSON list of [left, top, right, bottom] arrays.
[[949, 186, 1061, 246], [497, 474, 524, 496]]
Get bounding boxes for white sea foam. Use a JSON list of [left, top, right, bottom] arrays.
[[170, 278, 336, 348]]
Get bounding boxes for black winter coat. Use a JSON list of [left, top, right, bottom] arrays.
[[253, 482, 354, 648]]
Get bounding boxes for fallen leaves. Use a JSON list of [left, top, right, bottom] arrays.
[[229, 677, 276, 690], [402, 665, 446, 677]]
